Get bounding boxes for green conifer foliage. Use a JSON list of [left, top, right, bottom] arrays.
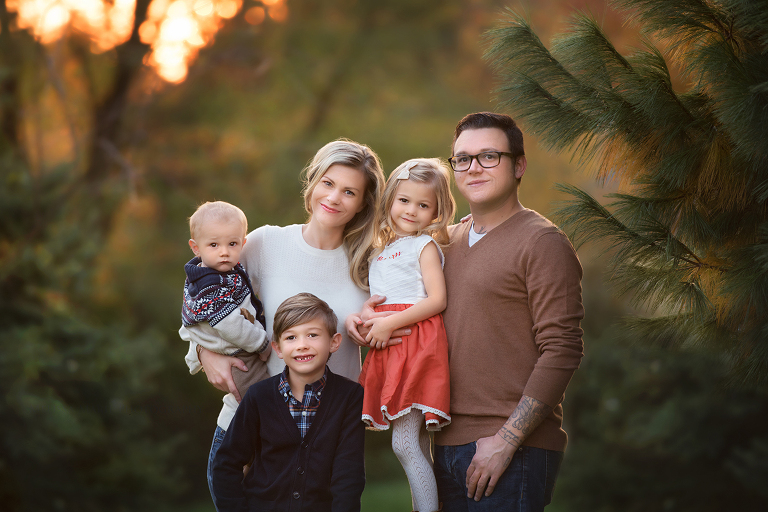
[[485, 0, 768, 388]]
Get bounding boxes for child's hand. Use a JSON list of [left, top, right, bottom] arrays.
[[364, 317, 395, 350], [258, 341, 272, 362]]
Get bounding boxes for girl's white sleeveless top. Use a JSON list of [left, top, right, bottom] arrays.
[[368, 234, 444, 305]]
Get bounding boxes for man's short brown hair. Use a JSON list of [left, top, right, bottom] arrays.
[[452, 112, 525, 158]]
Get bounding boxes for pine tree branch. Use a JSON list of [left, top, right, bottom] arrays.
[[489, 2, 768, 388]]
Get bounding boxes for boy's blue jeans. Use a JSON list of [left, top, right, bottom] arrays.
[[434, 443, 563, 512], [207, 425, 227, 512]]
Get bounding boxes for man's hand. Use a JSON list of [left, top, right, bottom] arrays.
[[465, 395, 552, 500], [465, 433, 517, 501], [199, 347, 248, 402]]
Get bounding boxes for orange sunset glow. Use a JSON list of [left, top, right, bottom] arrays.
[[7, 0, 288, 83]]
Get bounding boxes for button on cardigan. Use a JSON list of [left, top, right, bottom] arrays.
[[212, 369, 366, 512]]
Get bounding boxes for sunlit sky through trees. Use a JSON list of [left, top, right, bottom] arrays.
[[7, 0, 287, 82]]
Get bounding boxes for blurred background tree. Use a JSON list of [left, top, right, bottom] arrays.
[[486, 0, 768, 510], [2, 0, 766, 510]]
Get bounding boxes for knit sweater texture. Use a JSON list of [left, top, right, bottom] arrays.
[[182, 224, 369, 429], [212, 369, 365, 512], [181, 258, 269, 363], [434, 209, 584, 451]]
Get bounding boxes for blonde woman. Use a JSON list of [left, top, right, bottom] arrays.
[[183, 139, 404, 512]]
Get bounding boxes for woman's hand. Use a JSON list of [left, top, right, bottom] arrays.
[[346, 295, 411, 349], [258, 342, 272, 362], [345, 313, 368, 347], [199, 347, 248, 403]]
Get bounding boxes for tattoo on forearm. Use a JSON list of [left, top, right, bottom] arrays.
[[498, 426, 521, 447], [498, 396, 552, 447]]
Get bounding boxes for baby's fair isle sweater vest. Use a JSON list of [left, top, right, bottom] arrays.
[[434, 209, 584, 452]]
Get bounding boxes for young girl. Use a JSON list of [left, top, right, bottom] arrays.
[[358, 158, 455, 512]]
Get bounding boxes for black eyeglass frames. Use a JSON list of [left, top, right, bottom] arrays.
[[448, 151, 516, 172]]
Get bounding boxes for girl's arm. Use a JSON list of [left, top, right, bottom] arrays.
[[364, 241, 446, 349]]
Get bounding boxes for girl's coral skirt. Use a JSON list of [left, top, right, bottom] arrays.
[[359, 304, 451, 431]]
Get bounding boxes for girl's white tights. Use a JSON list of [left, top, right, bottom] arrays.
[[391, 410, 438, 512]]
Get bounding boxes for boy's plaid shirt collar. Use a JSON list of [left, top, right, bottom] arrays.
[[278, 367, 328, 438]]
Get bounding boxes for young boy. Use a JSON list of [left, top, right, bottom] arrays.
[[180, 201, 270, 398], [212, 292, 366, 512]]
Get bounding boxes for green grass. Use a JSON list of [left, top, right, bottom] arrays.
[[362, 480, 413, 511], [161, 479, 573, 512], [163, 480, 413, 512]]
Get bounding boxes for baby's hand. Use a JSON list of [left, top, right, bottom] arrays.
[[364, 317, 394, 350], [258, 342, 272, 362]]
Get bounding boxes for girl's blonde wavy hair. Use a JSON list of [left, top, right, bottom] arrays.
[[375, 158, 456, 251], [301, 139, 385, 290]]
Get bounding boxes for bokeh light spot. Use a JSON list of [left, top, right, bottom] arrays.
[[244, 6, 265, 25], [8, 0, 285, 84]]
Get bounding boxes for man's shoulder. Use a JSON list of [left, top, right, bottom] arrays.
[[515, 208, 558, 229], [448, 221, 470, 242], [503, 209, 565, 241]]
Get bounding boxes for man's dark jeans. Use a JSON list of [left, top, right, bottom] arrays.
[[435, 442, 563, 512]]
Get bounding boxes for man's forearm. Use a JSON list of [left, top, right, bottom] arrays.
[[497, 395, 552, 449]]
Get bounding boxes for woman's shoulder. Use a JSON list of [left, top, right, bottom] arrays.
[[242, 224, 302, 271], [247, 224, 303, 245], [248, 223, 300, 237]]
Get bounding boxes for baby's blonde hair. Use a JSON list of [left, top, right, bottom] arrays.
[[376, 158, 456, 250], [189, 201, 247, 239]]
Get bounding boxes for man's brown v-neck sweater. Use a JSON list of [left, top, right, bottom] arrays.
[[434, 209, 584, 451]]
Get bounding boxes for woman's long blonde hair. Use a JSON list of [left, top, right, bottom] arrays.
[[301, 139, 385, 290], [375, 158, 456, 250]]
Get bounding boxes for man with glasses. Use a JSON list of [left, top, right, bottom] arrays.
[[433, 112, 585, 511]]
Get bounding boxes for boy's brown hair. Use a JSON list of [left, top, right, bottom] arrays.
[[272, 293, 338, 343]]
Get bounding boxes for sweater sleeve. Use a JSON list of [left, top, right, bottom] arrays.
[[209, 300, 268, 354], [179, 327, 202, 374], [211, 387, 260, 512], [182, 302, 268, 358], [522, 231, 585, 407], [330, 383, 366, 512]]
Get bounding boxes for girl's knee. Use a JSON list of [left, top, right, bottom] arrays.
[[392, 432, 421, 461]]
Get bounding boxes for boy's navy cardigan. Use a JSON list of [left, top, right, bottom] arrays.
[[212, 368, 365, 512]]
